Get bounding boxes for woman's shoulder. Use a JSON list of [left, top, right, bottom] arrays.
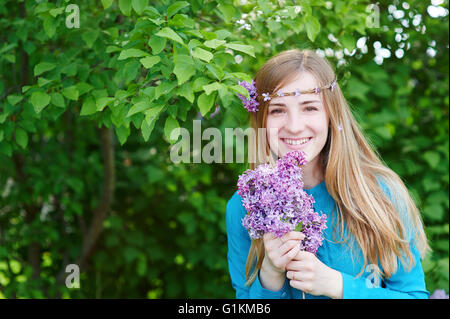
[[226, 190, 245, 213], [226, 189, 247, 224]]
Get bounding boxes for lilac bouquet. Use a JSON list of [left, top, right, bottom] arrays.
[[237, 150, 327, 254]]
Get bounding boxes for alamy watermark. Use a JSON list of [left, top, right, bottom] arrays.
[[169, 120, 280, 164], [65, 4, 80, 29], [65, 264, 80, 289], [365, 264, 381, 288]]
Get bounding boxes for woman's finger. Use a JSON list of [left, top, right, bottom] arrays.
[[280, 231, 305, 242], [279, 239, 301, 256], [281, 243, 301, 265], [285, 260, 306, 271], [286, 270, 309, 282]]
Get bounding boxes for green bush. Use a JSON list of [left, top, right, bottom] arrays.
[[0, 0, 447, 298]]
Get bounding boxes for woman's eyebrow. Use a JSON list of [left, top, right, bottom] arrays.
[[269, 100, 321, 107]]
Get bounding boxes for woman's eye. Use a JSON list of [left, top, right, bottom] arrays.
[[270, 109, 283, 114], [305, 106, 318, 111]]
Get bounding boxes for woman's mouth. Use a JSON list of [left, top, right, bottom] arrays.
[[281, 137, 312, 149]]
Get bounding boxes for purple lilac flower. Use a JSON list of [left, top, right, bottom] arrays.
[[237, 80, 259, 112], [237, 150, 327, 254], [429, 289, 449, 299]]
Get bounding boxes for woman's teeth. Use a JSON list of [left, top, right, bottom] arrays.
[[283, 138, 310, 145]]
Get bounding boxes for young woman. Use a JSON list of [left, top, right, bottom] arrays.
[[226, 49, 431, 299]]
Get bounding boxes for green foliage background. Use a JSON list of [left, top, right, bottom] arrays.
[[0, 0, 448, 298]]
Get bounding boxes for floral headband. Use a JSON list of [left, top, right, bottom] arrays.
[[237, 77, 338, 113]]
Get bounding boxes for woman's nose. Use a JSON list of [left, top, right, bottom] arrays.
[[285, 112, 305, 133]]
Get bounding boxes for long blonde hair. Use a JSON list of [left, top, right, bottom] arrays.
[[244, 48, 431, 286]]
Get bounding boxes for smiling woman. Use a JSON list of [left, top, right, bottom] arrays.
[[226, 48, 431, 299]]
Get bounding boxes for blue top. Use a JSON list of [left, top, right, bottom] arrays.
[[226, 180, 430, 299]]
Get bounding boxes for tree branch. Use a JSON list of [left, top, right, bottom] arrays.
[[12, 153, 42, 280], [76, 125, 116, 272]]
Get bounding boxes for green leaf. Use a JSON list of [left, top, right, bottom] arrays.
[[38, 77, 52, 87], [173, 54, 196, 85], [205, 64, 223, 80], [118, 48, 150, 60], [340, 34, 356, 52], [345, 77, 370, 101], [164, 116, 179, 144], [139, 55, 161, 69], [177, 81, 194, 103], [148, 36, 167, 54], [3, 54, 15, 63], [7, 95, 23, 106], [101, 0, 114, 9], [305, 15, 321, 42], [294, 221, 303, 232], [144, 105, 165, 125], [106, 45, 121, 53], [82, 30, 100, 48], [22, 86, 32, 94], [137, 255, 147, 276], [169, 13, 195, 29], [61, 86, 79, 101], [217, 4, 235, 24], [224, 43, 255, 58], [374, 126, 392, 140], [96, 97, 115, 111], [43, 16, 56, 38], [123, 60, 141, 83], [167, 1, 190, 19], [155, 27, 185, 46], [203, 82, 221, 95], [197, 92, 216, 116], [228, 84, 249, 98], [204, 39, 226, 49], [423, 204, 445, 222], [49, 7, 64, 17], [140, 120, 155, 141], [127, 100, 151, 117], [423, 151, 440, 169], [76, 82, 94, 96], [34, 62, 55, 76], [80, 97, 97, 116], [192, 47, 213, 63], [193, 77, 210, 92], [115, 124, 130, 145], [51, 93, 65, 108], [0, 142, 12, 157], [15, 128, 28, 149], [132, 0, 148, 14], [30, 91, 51, 113], [119, 0, 132, 16], [155, 81, 177, 99], [218, 85, 233, 108]]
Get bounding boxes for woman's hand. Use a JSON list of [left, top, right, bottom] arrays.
[[262, 231, 305, 274], [258, 231, 305, 291], [285, 250, 343, 299]]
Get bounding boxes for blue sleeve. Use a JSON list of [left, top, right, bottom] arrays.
[[226, 190, 292, 299], [340, 178, 430, 299], [340, 242, 429, 299]]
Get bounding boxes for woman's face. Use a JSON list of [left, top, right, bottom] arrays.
[[265, 72, 329, 169]]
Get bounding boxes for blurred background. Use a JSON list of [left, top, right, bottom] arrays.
[[0, 0, 448, 298]]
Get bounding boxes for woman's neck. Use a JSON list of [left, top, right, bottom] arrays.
[[302, 159, 324, 189]]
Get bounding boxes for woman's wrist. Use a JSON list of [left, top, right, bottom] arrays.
[[260, 257, 286, 291], [327, 269, 343, 299]]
